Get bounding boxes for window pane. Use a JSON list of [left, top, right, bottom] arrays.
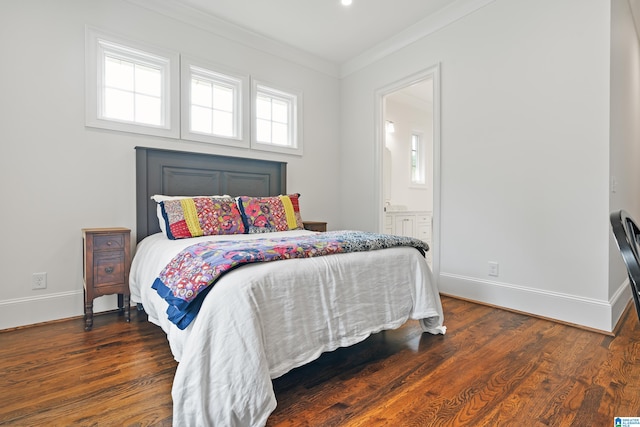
[[272, 99, 288, 123], [212, 110, 233, 136], [256, 118, 271, 142], [256, 96, 271, 119], [135, 64, 162, 97], [411, 134, 425, 184], [191, 79, 212, 107], [104, 56, 134, 91], [135, 94, 162, 125], [272, 122, 288, 145], [104, 88, 133, 121], [213, 85, 233, 111], [191, 105, 212, 134]]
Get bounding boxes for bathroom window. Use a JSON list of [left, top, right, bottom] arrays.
[[411, 133, 426, 185]]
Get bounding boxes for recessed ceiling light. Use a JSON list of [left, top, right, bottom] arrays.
[[341, 0, 352, 5]]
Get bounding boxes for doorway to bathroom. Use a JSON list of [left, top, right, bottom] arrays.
[[375, 65, 440, 274]]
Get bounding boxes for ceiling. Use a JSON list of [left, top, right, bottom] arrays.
[[388, 78, 434, 110], [168, 0, 463, 64]]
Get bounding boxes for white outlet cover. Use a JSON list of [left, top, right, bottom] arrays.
[[488, 262, 499, 277]]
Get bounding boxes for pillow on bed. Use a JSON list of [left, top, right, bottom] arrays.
[[151, 195, 230, 236], [238, 194, 303, 233], [159, 196, 245, 239]]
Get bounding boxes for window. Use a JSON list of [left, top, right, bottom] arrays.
[[181, 58, 248, 147], [411, 133, 426, 186], [251, 80, 303, 155], [86, 29, 305, 156], [85, 27, 179, 138]]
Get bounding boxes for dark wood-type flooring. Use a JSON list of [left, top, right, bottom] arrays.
[[1, 296, 640, 426]]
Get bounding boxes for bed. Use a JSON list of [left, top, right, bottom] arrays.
[[129, 146, 445, 426]]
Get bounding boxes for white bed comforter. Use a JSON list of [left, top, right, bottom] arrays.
[[129, 230, 445, 426]]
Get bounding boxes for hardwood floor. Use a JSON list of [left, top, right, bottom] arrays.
[[1, 296, 639, 426]]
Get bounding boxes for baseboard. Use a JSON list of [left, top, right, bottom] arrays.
[[438, 273, 632, 333], [610, 279, 633, 330], [3, 277, 632, 333], [0, 291, 123, 330]]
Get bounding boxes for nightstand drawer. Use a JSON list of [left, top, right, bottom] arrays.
[[93, 252, 126, 287], [303, 221, 327, 232], [93, 233, 125, 251]]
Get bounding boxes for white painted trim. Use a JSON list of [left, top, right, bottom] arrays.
[[611, 278, 634, 327], [438, 273, 633, 333], [431, 66, 442, 282], [375, 64, 442, 279], [340, 0, 497, 77], [0, 291, 123, 330]]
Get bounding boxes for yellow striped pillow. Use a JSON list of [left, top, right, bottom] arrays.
[[238, 194, 304, 233], [160, 197, 245, 239]]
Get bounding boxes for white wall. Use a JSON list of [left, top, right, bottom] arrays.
[[609, 0, 640, 310], [0, 0, 341, 329], [341, 0, 618, 331]]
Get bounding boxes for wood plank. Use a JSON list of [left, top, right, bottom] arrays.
[[1, 297, 640, 426]]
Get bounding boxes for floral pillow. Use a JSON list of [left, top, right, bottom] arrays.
[[238, 194, 304, 234], [160, 196, 245, 239]]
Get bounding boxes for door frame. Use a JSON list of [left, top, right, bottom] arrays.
[[374, 63, 441, 278]]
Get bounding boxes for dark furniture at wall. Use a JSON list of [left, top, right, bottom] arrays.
[[302, 221, 327, 232], [83, 227, 131, 331], [610, 210, 640, 322]]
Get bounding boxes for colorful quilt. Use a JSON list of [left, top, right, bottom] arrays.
[[152, 231, 429, 329]]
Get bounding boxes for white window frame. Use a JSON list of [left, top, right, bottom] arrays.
[[180, 57, 249, 148], [410, 132, 427, 187], [251, 79, 303, 156], [85, 27, 179, 138]]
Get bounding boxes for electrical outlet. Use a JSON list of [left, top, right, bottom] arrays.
[[32, 272, 47, 289], [488, 262, 499, 277]]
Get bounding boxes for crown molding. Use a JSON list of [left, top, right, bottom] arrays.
[[340, 0, 496, 78], [124, 0, 495, 80], [124, 0, 341, 78]]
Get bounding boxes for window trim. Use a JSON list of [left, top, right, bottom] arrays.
[[180, 56, 249, 148], [251, 79, 303, 156], [85, 27, 179, 138]]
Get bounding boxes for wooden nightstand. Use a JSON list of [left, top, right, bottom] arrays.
[[82, 228, 131, 331], [303, 221, 327, 232]]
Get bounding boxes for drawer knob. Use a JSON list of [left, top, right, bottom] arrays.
[[104, 266, 114, 274], [107, 241, 113, 246]]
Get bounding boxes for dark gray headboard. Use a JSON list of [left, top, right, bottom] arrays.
[[135, 147, 287, 242]]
